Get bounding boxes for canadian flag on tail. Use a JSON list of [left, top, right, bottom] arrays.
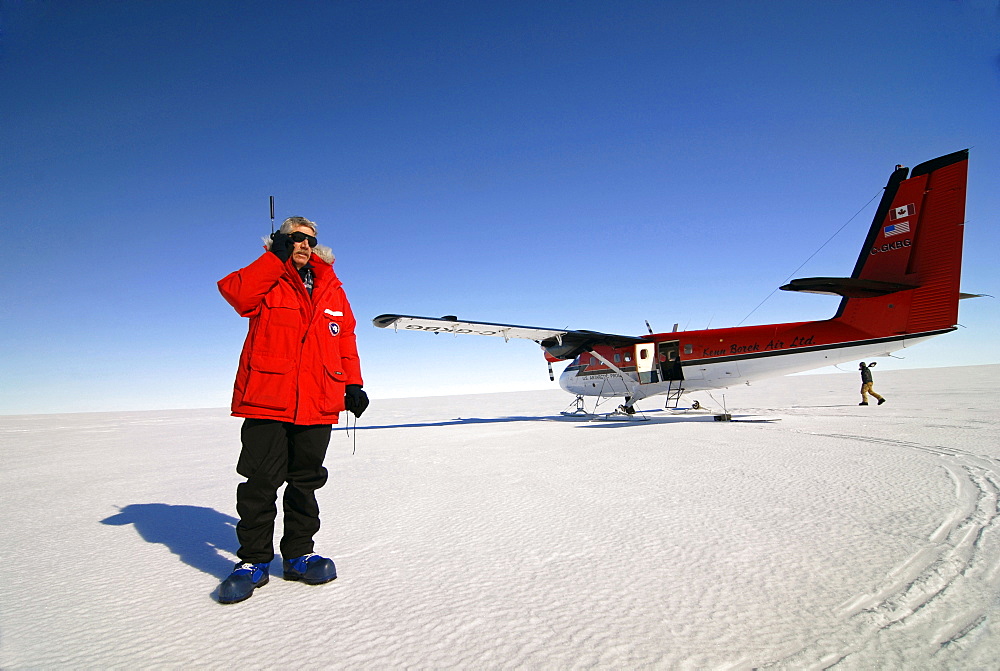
[[889, 203, 915, 220]]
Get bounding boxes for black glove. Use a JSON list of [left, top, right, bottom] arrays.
[[344, 384, 369, 418], [269, 231, 293, 262]]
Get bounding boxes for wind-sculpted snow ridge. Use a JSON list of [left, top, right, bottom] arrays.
[[0, 365, 998, 668]]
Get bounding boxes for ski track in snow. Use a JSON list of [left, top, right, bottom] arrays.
[[1, 364, 998, 669], [766, 434, 1000, 668]]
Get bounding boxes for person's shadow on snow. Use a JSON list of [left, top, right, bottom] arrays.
[[101, 504, 238, 579]]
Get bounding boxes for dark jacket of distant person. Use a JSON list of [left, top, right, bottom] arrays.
[[860, 362, 873, 385]]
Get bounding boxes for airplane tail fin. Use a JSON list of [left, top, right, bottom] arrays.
[[781, 150, 968, 338]]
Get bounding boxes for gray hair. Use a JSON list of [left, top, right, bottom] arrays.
[[279, 216, 317, 235], [262, 216, 335, 263]]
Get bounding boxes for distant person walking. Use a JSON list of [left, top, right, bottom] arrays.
[[859, 362, 885, 406], [216, 216, 369, 604]]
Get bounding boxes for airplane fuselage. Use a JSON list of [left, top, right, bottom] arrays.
[[559, 320, 953, 402]]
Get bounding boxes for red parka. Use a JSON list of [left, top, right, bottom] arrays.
[[218, 251, 363, 425]]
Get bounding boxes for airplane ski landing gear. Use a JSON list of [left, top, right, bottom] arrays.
[[560, 395, 649, 421], [561, 395, 589, 417], [594, 406, 649, 421]]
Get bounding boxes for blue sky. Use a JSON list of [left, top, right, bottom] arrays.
[[2, 0, 998, 414]]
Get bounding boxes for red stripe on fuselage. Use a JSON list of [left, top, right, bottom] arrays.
[[573, 317, 924, 373]]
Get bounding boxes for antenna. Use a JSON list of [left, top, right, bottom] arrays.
[[645, 320, 654, 335], [269, 196, 275, 234]]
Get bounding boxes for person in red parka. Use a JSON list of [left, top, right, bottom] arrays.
[[215, 216, 368, 604]]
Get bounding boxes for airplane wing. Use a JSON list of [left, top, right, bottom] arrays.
[[372, 314, 648, 359]]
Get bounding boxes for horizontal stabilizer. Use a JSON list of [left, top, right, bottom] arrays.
[[780, 277, 918, 298], [372, 314, 647, 359]]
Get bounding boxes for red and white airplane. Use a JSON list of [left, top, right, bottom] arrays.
[[375, 150, 972, 414]]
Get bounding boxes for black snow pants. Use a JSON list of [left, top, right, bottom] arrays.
[[235, 419, 332, 564]]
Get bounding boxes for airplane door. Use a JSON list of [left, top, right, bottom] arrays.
[[636, 344, 657, 384], [657, 341, 683, 381]]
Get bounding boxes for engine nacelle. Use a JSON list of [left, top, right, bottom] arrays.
[[539, 337, 590, 361]]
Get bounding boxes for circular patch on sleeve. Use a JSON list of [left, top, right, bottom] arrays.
[[329, 322, 340, 336]]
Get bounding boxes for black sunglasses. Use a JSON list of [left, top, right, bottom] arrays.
[[288, 231, 318, 247]]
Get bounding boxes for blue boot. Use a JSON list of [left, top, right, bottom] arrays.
[[218, 561, 270, 604], [282, 553, 337, 585]]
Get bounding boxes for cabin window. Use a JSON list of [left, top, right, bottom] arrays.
[[624, 354, 632, 363], [614, 354, 621, 363], [684, 344, 693, 355], [640, 349, 648, 359]]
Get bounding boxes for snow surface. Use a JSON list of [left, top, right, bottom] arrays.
[[2, 364, 1000, 669]]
